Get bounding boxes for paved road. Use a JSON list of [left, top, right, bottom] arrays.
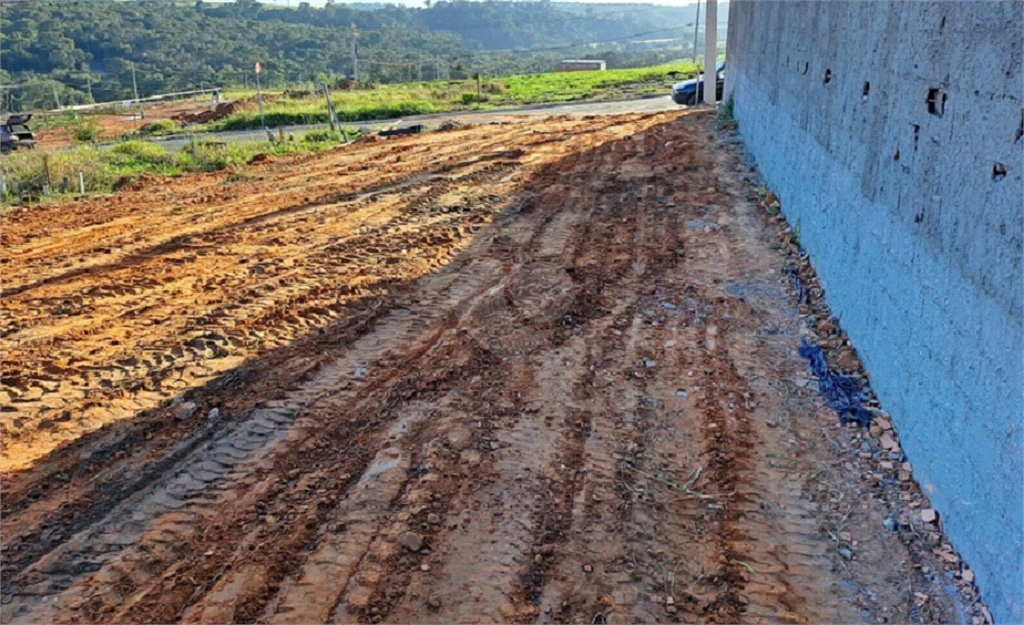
[[151, 95, 685, 151]]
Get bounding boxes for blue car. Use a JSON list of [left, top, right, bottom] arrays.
[[672, 61, 726, 105]]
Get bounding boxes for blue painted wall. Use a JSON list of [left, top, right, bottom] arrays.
[[725, 2, 1023, 622]]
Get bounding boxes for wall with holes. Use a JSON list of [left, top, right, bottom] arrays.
[[724, 1, 1023, 622]]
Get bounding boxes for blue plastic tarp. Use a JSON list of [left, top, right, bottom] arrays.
[[798, 339, 873, 427]]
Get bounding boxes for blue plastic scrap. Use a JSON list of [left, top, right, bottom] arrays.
[[798, 339, 873, 427]]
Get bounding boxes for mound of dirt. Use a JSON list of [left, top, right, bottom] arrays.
[[112, 172, 164, 193], [437, 120, 466, 132], [172, 101, 238, 125]]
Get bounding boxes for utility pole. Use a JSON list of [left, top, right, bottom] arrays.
[[131, 61, 145, 119], [255, 61, 267, 137], [692, 0, 701, 62], [351, 24, 359, 82], [321, 82, 348, 143], [704, 0, 717, 106], [51, 81, 62, 110]]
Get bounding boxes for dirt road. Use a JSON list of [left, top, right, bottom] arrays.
[[147, 95, 681, 153], [1, 111, 975, 624]]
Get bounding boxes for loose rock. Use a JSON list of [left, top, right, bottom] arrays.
[[174, 401, 197, 421], [398, 531, 424, 552]]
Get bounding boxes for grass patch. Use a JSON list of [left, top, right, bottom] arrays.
[[14, 61, 699, 147], [0, 128, 357, 205], [2, 60, 700, 206], [212, 93, 441, 131], [716, 93, 737, 130], [496, 61, 699, 105], [71, 118, 101, 143], [140, 119, 182, 136], [212, 61, 699, 130], [19, 61, 700, 148]]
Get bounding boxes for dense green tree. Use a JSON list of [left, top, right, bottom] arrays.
[[0, 0, 710, 110]]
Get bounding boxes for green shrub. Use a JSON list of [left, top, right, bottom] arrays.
[[178, 142, 256, 173], [140, 119, 180, 136], [71, 119, 100, 142], [303, 130, 336, 143], [110, 140, 174, 164]]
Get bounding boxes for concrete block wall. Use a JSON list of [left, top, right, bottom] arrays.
[[724, 2, 1023, 622]]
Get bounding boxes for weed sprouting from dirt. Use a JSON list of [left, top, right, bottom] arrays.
[[71, 118, 101, 143], [716, 94, 737, 130]]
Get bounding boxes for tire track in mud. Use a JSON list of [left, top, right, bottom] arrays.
[[322, 139, 629, 625], [6, 111, 663, 622], [3, 111, 934, 624], [4, 233, 524, 621], [240, 129, 636, 625], [668, 147, 861, 624], [521, 128, 728, 624], [0, 118, 639, 470], [1, 136, 550, 473], [0, 297, 394, 623]]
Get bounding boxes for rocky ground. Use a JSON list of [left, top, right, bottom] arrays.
[[0, 110, 992, 624]]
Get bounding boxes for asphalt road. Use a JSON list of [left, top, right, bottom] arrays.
[[151, 94, 685, 152]]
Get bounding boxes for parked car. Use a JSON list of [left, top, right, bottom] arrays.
[[672, 61, 725, 105], [1, 114, 37, 154]]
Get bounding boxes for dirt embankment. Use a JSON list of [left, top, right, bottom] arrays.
[[1, 111, 983, 624]]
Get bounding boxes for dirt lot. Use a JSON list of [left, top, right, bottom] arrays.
[[32, 98, 230, 147], [1, 111, 985, 624]]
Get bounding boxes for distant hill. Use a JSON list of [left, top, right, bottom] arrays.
[[0, 0, 727, 111]]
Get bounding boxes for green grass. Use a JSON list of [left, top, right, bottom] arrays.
[[70, 118, 101, 143], [496, 61, 699, 104], [140, 119, 182, 136], [2, 60, 701, 206], [17, 61, 701, 139], [0, 129, 355, 206], [27, 111, 82, 130], [214, 97, 441, 131], [211, 61, 699, 130]]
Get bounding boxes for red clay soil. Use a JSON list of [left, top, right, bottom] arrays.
[[0, 111, 983, 624]]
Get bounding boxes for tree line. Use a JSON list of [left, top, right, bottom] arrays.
[[0, 0, 710, 111]]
